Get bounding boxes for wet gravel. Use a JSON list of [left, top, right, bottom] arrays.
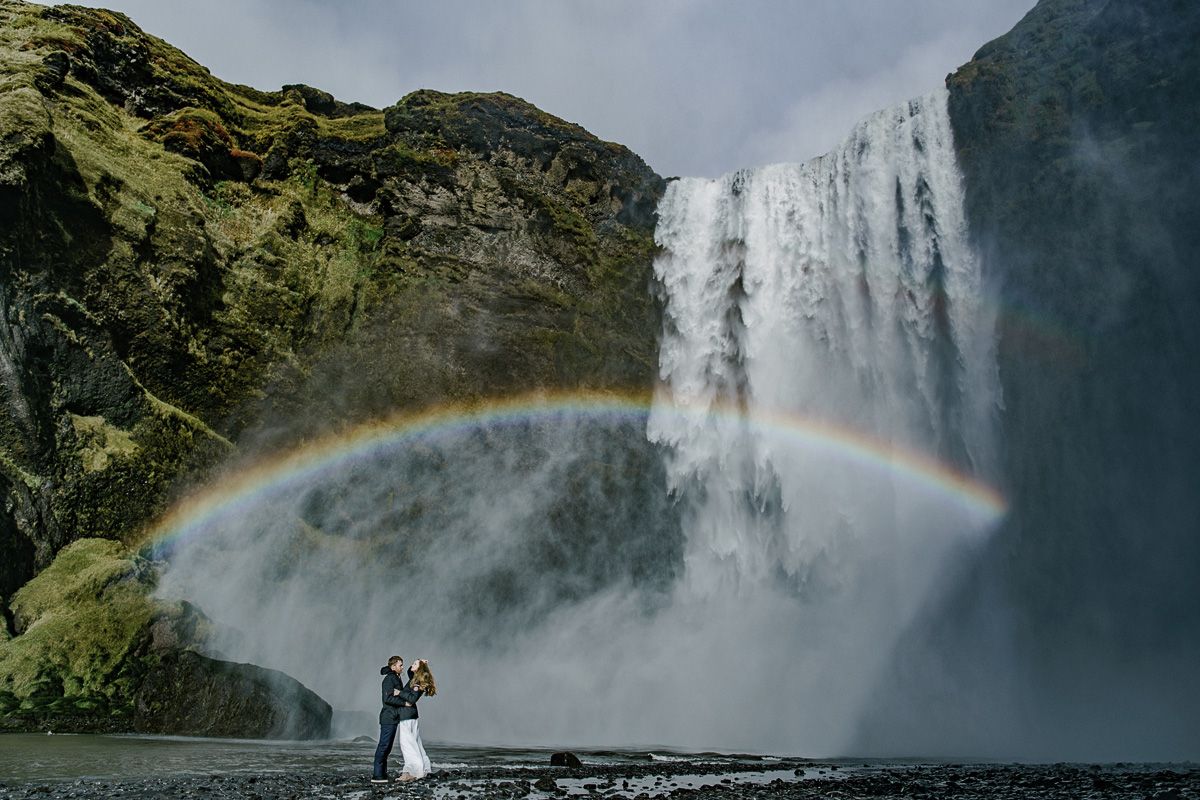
[[2, 760, 1197, 799]]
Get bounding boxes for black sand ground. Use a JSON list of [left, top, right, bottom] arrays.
[[2, 760, 1197, 799]]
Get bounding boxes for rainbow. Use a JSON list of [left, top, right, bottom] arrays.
[[143, 389, 1007, 550]]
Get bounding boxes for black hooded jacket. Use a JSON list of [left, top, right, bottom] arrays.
[[378, 665, 424, 724]]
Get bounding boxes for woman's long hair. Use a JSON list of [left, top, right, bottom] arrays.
[[411, 661, 437, 696]]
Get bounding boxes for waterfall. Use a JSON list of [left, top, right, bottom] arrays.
[[649, 88, 999, 593], [631, 89, 1002, 750], [157, 89, 1003, 755]]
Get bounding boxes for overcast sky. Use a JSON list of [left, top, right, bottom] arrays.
[[68, 0, 1033, 178]]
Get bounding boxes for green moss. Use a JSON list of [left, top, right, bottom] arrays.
[[395, 89, 588, 141], [1, 539, 154, 703], [346, 217, 384, 253], [0, 447, 42, 490], [545, 199, 597, 248], [70, 414, 140, 472], [10, 539, 131, 627], [313, 111, 385, 142], [120, 361, 233, 450], [140, 107, 235, 178], [288, 157, 319, 193], [378, 141, 458, 172], [49, 94, 202, 240], [0, 82, 51, 182], [143, 106, 230, 148]]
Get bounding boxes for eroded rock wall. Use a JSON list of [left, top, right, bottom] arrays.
[[858, 0, 1200, 758], [0, 0, 665, 599]]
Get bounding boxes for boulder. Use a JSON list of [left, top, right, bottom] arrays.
[[33, 51, 70, 93], [550, 751, 582, 768], [133, 650, 331, 739], [0, 540, 331, 739]]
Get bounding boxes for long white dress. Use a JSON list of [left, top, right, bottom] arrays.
[[397, 718, 431, 777]]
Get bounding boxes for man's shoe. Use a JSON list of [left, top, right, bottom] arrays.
[[370, 776, 389, 783]]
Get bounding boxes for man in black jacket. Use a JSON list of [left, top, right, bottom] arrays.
[[372, 655, 419, 783]]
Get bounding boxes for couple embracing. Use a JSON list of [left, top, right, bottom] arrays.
[[372, 655, 437, 783]]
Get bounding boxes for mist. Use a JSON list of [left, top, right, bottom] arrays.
[[156, 87, 1007, 756], [147, 0, 1200, 760], [156, 406, 997, 753]]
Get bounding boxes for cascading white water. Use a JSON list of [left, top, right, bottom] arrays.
[[622, 88, 1003, 750], [648, 88, 998, 595], [158, 88, 1002, 755]]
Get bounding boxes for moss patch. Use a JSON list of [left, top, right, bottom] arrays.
[[0, 539, 154, 707], [70, 414, 139, 472]]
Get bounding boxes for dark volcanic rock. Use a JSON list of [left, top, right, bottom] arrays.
[[3, 760, 1200, 800], [133, 650, 331, 739], [383, 90, 662, 227], [0, 539, 331, 739], [32, 50, 69, 93], [551, 751, 583, 768], [860, 0, 1200, 756]]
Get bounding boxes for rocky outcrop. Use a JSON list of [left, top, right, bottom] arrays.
[[0, 538, 329, 738], [858, 0, 1200, 756], [0, 0, 664, 736], [133, 651, 331, 739]]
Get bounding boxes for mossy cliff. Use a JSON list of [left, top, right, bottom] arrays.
[[0, 0, 663, 734], [0, 538, 330, 736], [865, 0, 1200, 753]]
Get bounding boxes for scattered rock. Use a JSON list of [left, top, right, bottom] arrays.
[[551, 751, 582, 768], [7, 761, 1200, 799], [230, 148, 263, 182], [34, 51, 70, 93]]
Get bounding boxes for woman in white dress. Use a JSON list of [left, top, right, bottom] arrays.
[[395, 658, 435, 780]]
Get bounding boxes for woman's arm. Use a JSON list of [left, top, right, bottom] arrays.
[[395, 680, 422, 704], [382, 676, 419, 707]]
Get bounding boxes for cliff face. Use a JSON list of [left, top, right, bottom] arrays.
[[0, 1, 664, 601], [0, 0, 664, 733], [871, 0, 1200, 756], [0, 537, 331, 737]]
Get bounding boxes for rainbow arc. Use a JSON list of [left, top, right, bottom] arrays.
[[144, 390, 1006, 549]]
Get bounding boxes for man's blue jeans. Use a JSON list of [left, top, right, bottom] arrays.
[[373, 722, 399, 778]]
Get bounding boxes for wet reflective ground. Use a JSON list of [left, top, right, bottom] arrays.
[[1, 734, 1197, 799]]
